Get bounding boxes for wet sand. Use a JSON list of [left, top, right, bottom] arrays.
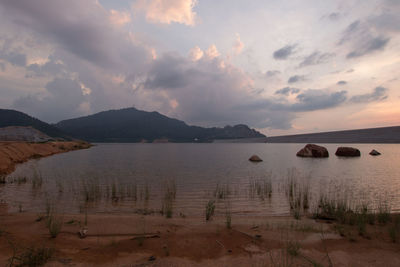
[[0, 141, 92, 176], [0, 205, 399, 266]]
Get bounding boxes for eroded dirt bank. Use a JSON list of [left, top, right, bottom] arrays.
[[0, 141, 92, 176]]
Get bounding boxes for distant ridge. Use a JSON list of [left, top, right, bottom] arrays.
[[266, 126, 400, 143], [55, 107, 265, 142], [0, 109, 69, 140]]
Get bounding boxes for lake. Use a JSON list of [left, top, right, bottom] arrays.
[[1, 143, 400, 217]]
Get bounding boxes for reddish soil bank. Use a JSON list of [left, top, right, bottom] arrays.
[[0, 211, 400, 266], [0, 141, 92, 176]]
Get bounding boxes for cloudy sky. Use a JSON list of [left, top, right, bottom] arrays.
[[0, 0, 399, 136]]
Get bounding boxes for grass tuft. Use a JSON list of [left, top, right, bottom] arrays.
[[205, 200, 216, 221]]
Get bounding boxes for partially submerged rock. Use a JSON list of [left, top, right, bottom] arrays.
[[296, 144, 329, 158], [335, 147, 361, 157], [249, 155, 262, 162], [369, 149, 381, 156]]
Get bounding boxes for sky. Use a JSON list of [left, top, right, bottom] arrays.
[[0, 0, 399, 136]]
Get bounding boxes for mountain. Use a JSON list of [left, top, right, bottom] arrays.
[[55, 107, 265, 142], [266, 126, 400, 143], [0, 109, 68, 140]]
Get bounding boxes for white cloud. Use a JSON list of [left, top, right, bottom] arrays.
[[205, 44, 220, 60], [134, 0, 197, 26], [233, 33, 244, 55], [109, 9, 131, 26], [188, 46, 203, 61]]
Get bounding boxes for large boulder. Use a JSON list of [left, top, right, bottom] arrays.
[[296, 144, 329, 158], [249, 155, 263, 162], [369, 149, 381, 156], [335, 147, 360, 157]]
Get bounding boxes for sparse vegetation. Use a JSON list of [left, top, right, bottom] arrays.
[[31, 168, 43, 189], [225, 204, 232, 229], [9, 246, 54, 267], [214, 182, 231, 199], [44, 202, 63, 238], [81, 178, 101, 203], [285, 168, 310, 220], [161, 179, 176, 218], [47, 213, 63, 238], [286, 240, 300, 257], [162, 192, 174, 218], [248, 174, 273, 200], [377, 201, 391, 224], [389, 214, 400, 243], [205, 200, 216, 221]]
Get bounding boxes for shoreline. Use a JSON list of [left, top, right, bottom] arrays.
[[0, 141, 92, 176], [0, 210, 399, 266]]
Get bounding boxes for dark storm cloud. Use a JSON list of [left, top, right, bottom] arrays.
[[0, 0, 149, 72], [0, 0, 153, 123], [137, 54, 347, 130], [328, 12, 340, 21], [368, 0, 400, 33], [136, 53, 280, 128], [337, 81, 347, 85], [339, 20, 361, 45], [346, 36, 390, 58], [274, 87, 300, 96], [26, 56, 65, 77], [339, 15, 393, 59], [350, 86, 388, 103], [288, 75, 306, 84], [13, 78, 87, 123], [238, 88, 348, 127], [290, 89, 347, 112], [321, 12, 341, 21], [0, 51, 27, 67], [299, 51, 335, 67], [273, 44, 297, 60], [265, 70, 280, 78], [142, 53, 194, 90]]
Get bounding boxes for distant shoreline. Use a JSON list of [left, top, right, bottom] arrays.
[[266, 125, 400, 144], [0, 141, 92, 176]]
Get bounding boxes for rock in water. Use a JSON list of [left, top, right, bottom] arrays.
[[296, 144, 329, 158], [249, 155, 263, 162], [369, 149, 381, 156], [335, 147, 361, 157]]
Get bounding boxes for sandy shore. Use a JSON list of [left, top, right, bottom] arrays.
[[0, 206, 399, 266], [0, 141, 92, 176]]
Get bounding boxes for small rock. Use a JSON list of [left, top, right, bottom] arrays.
[[148, 256, 156, 261], [335, 147, 361, 157], [78, 227, 88, 239], [296, 144, 329, 158], [249, 155, 263, 162], [369, 149, 381, 156]]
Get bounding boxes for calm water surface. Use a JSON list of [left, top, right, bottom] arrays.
[[1, 143, 400, 216]]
